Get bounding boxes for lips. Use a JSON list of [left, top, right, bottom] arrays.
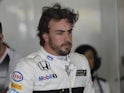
[[63, 43, 71, 49], [62, 42, 72, 47]]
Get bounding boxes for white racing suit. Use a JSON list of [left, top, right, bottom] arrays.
[[7, 48, 94, 93]]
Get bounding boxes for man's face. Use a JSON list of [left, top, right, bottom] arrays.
[[43, 19, 73, 56]]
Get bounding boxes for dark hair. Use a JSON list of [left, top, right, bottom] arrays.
[[37, 3, 79, 46], [0, 22, 2, 33], [75, 44, 101, 73]]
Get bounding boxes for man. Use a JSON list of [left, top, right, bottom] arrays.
[[0, 22, 22, 93], [7, 3, 94, 93]]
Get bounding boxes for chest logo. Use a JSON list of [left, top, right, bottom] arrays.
[[76, 70, 87, 76], [38, 61, 51, 70], [11, 71, 23, 82], [39, 74, 57, 81]]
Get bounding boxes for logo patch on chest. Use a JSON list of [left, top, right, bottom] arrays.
[[76, 70, 87, 76], [11, 82, 23, 90], [11, 71, 23, 82], [39, 74, 57, 81], [38, 61, 51, 70]]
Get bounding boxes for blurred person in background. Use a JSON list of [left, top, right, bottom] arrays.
[[0, 21, 22, 93], [75, 44, 110, 93]]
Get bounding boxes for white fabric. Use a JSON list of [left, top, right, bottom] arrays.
[[8, 47, 95, 93]]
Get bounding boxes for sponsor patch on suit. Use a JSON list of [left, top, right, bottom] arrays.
[[38, 61, 51, 70], [11, 82, 23, 90], [76, 70, 87, 76]]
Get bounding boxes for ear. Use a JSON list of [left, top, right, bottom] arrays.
[[42, 33, 49, 42]]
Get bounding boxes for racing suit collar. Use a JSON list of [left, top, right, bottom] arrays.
[[41, 47, 70, 62]]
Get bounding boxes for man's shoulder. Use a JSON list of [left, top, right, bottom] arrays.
[[69, 52, 87, 61], [69, 53, 89, 67], [19, 51, 43, 65], [15, 53, 40, 70]]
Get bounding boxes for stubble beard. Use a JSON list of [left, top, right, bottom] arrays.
[[49, 40, 72, 56]]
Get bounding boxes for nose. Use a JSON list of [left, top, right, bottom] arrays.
[[64, 32, 72, 42]]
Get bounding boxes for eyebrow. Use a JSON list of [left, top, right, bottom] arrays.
[[55, 28, 73, 32]]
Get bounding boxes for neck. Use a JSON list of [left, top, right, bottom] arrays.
[[43, 45, 60, 56], [42, 47, 68, 61]]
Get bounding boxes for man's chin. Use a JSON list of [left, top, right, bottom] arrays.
[[60, 50, 71, 56]]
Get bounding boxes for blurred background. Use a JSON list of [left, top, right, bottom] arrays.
[[0, 0, 124, 93]]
